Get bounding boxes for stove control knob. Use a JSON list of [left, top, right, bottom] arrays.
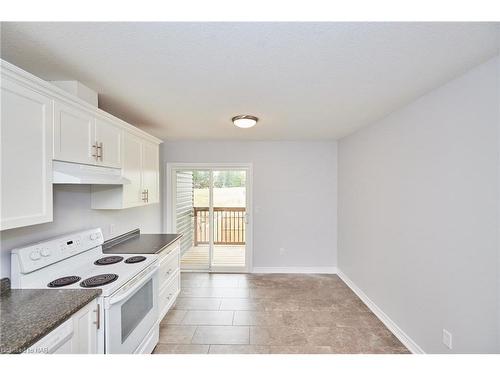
[[41, 249, 51, 257], [29, 251, 41, 260], [90, 233, 99, 241]]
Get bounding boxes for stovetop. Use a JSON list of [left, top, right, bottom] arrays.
[[13, 249, 157, 297], [32, 248, 158, 296], [11, 228, 159, 297]]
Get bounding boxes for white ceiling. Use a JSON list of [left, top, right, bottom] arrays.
[[1, 22, 499, 140]]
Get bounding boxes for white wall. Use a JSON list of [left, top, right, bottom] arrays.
[[0, 185, 162, 278], [338, 56, 499, 353], [161, 141, 338, 271]]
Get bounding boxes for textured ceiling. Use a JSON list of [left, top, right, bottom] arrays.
[[1, 22, 499, 140]]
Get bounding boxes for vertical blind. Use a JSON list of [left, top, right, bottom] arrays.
[[175, 170, 194, 255]]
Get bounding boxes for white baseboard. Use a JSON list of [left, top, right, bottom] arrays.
[[182, 264, 423, 353], [252, 266, 337, 274], [337, 269, 425, 354]]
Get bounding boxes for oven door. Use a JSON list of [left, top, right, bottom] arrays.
[[104, 262, 159, 354]]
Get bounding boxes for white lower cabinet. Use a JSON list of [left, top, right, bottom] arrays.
[[71, 298, 99, 354], [25, 299, 99, 354], [0, 76, 53, 230], [159, 272, 180, 319], [158, 240, 181, 321]]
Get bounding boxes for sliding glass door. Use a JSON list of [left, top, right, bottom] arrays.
[[210, 170, 247, 270], [172, 166, 250, 272]]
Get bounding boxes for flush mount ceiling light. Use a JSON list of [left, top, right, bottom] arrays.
[[232, 115, 258, 128]]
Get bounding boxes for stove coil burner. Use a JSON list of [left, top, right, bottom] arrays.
[[47, 276, 81, 288], [125, 256, 147, 264], [94, 256, 124, 266], [80, 274, 119, 288]]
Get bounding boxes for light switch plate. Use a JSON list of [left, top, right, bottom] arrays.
[[442, 329, 452, 349]]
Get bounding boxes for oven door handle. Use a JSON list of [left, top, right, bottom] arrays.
[[108, 264, 159, 306]]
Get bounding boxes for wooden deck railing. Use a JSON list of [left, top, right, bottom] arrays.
[[194, 207, 246, 245]]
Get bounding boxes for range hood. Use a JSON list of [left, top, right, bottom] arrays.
[[53, 160, 131, 185]]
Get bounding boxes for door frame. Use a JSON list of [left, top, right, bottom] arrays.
[[165, 162, 253, 273]]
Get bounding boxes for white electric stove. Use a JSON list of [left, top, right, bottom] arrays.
[[11, 228, 160, 354]]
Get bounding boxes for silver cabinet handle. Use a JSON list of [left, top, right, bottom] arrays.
[[94, 304, 100, 329], [97, 142, 103, 161], [91, 142, 98, 161], [141, 189, 148, 202]]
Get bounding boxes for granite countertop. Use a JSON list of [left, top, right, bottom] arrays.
[[103, 230, 182, 255], [0, 278, 101, 354]]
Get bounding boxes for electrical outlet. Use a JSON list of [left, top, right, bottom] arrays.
[[279, 247, 286, 256], [109, 224, 115, 236], [442, 329, 452, 349]]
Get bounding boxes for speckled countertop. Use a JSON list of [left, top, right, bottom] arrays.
[[0, 278, 101, 354]]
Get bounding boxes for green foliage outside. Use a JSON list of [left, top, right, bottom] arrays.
[[193, 170, 246, 189]]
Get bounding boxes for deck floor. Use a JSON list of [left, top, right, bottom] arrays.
[[181, 245, 245, 269]]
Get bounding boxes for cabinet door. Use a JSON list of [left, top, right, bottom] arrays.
[[53, 100, 96, 165], [141, 140, 159, 204], [25, 318, 74, 354], [122, 132, 143, 207], [95, 117, 122, 168], [72, 299, 98, 354], [1, 78, 53, 230]]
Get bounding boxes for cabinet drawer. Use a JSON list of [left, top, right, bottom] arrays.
[[159, 247, 180, 288], [159, 271, 180, 320], [158, 240, 181, 262]]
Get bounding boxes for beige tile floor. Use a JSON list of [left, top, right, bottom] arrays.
[[153, 273, 410, 354]]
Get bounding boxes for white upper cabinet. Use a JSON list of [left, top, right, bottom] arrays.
[[53, 100, 96, 165], [141, 140, 159, 204], [54, 102, 124, 168], [95, 117, 122, 168], [122, 132, 143, 207], [1, 59, 162, 223], [91, 133, 160, 209], [1, 76, 54, 230]]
